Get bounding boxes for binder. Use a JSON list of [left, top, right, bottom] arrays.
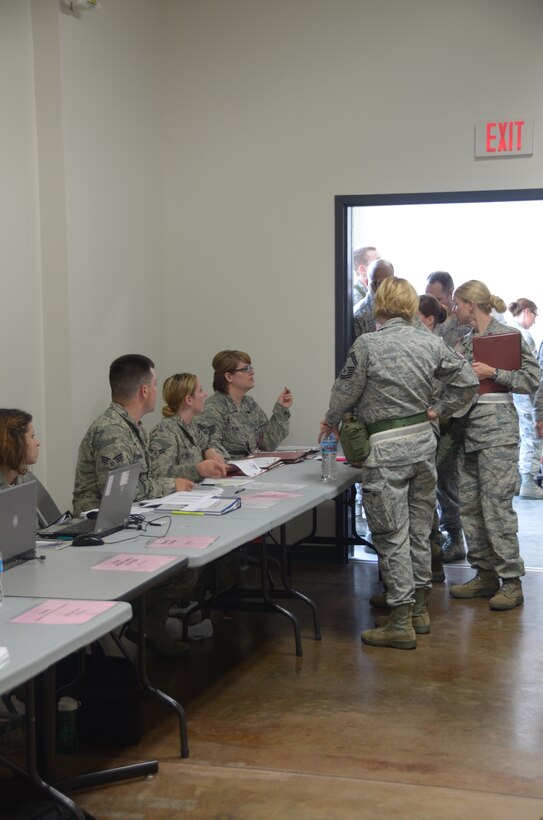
[[472, 331, 521, 394]]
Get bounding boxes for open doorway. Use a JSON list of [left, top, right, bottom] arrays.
[[335, 188, 543, 569]]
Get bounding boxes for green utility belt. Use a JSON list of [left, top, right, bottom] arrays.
[[367, 411, 429, 437]]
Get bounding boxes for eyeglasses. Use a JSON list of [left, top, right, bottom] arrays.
[[232, 365, 254, 373]]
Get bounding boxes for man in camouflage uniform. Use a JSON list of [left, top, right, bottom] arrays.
[[73, 354, 196, 657], [426, 271, 472, 563], [352, 259, 394, 339], [195, 351, 292, 459], [322, 278, 478, 649], [73, 355, 193, 515], [352, 246, 380, 309]]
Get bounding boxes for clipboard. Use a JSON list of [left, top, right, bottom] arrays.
[[472, 331, 521, 394]]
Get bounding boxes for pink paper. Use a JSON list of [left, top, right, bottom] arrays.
[[147, 536, 218, 550], [11, 599, 117, 625], [92, 553, 176, 572]]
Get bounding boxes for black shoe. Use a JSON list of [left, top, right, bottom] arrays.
[[441, 530, 466, 563]]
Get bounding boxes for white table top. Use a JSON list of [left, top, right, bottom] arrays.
[[0, 597, 132, 695], [57, 459, 362, 569], [3, 549, 189, 601]]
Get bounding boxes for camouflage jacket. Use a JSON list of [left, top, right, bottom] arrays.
[[436, 313, 472, 351], [325, 318, 479, 467], [72, 402, 176, 515], [149, 415, 210, 483], [195, 392, 290, 459], [0, 471, 34, 491], [459, 317, 541, 451], [352, 291, 376, 338]]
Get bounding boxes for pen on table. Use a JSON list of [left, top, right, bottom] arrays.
[[171, 510, 205, 516]]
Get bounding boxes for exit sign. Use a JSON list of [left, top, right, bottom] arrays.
[[475, 119, 534, 158]]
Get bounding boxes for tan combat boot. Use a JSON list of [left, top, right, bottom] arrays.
[[361, 604, 416, 649], [412, 587, 431, 634], [449, 569, 499, 599], [489, 578, 524, 610]]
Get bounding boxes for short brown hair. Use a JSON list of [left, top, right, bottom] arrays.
[[212, 350, 251, 393], [0, 409, 33, 474], [109, 354, 155, 401]]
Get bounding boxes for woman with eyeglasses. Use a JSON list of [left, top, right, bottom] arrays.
[[149, 373, 228, 481], [449, 281, 540, 610], [0, 408, 40, 490], [195, 350, 293, 458], [506, 298, 543, 499]]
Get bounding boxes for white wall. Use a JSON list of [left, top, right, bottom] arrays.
[[0, 1, 45, 474], [161, 0, 543, 444], [2, 0, 543, 508]]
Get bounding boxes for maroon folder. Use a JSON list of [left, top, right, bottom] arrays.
[[472, 331, 521, 394]]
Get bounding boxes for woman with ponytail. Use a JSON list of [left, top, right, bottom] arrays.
[[449, 280, 540, 610], [149, 374, 227, 482]]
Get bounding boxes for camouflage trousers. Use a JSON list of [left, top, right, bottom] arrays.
[[361, 458, 436, 607], [457, 444, 525, 579], [514, 394, 542, 476], [436, 450, 461, 532]]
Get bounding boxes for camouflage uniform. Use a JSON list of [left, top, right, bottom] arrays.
[[325, 318, 479, 607], [195, 392, 290, 459], [352, 282, 367, 309], [0, 471, 34, 491], [149, 415, 210, 483], [436, 313, 471, 352], [352, 291, 377, 338], [507, 319, 542, 476], [72, 402, 176, 516], [434, 314, 472, 535], [457, 318, 540, 578]]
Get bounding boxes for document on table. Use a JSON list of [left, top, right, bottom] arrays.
[[139, 492, 241, 515], [147, 536, 218, 550], [92, 553, 177, 572], [241, 490, 303, 509], [10, 599, 117, 625]]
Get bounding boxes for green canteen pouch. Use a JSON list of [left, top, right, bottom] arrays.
[[340, 417, 370, 466]]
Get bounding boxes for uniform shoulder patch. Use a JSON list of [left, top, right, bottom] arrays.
[[340, 351, 358, 380]]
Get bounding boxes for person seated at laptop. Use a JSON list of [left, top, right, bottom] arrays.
[[195, 350, 293, 459], [73, 354, 194, 517], [149, 373, 228, 482], [0, 408, 40, 490]]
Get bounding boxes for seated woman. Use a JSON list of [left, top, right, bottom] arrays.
[[149, 373, 228, 481], [195, 350, 293, 459], [0, 408, 40, 490]]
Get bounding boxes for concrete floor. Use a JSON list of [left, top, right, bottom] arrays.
[[57, 499, 543, 820]]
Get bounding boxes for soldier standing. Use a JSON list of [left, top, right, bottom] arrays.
[[322, 278, 478, 649]]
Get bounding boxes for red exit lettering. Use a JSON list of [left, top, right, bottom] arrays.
[[486, 120, 525, 153]]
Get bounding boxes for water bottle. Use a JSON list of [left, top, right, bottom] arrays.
[[321, 433, 338, 482], [0, 550, 3, 606]]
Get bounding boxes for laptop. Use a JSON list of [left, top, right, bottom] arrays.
[[38, 463, 141, 540], [0, 481, 38, 569]]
